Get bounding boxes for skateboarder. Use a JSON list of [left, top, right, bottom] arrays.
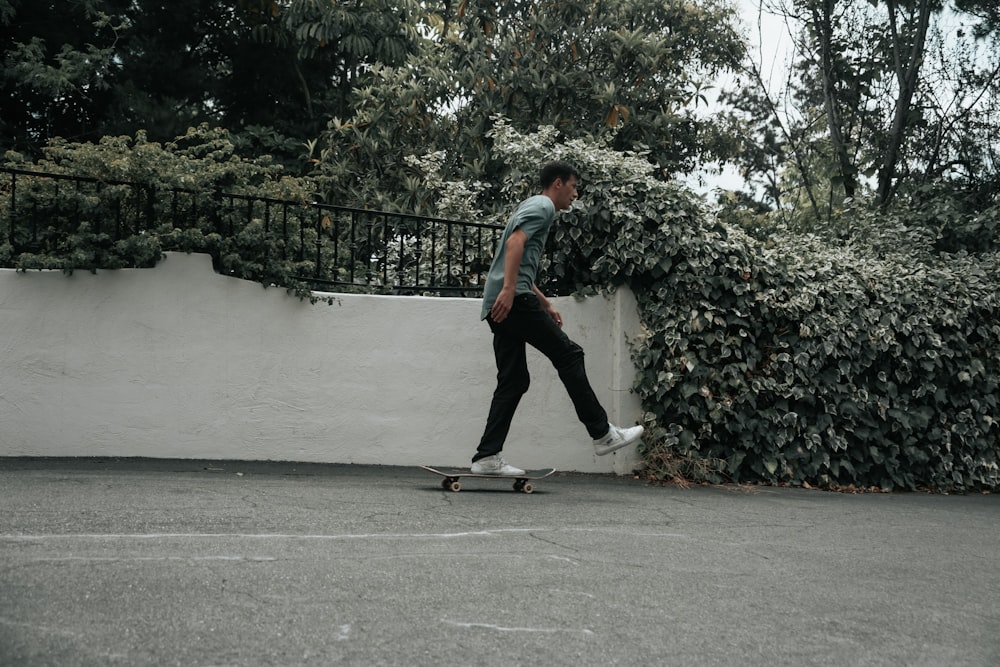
[[471, 160, 644, 476]]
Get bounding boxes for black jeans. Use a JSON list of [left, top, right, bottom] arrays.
[[474, 294, 609, 462]]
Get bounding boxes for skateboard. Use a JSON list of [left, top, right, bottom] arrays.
[[420, 466, 556, 494]]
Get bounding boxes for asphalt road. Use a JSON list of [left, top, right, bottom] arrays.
[[1, 459, 997, 666]]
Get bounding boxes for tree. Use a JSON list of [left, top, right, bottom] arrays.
[[0, 0, 122, 154], [247, 0, 425, 127], [0, 0, 425, 163], [441, 0, 743, 173], [955, 0, 1000, 35], [876, 0, 934, 205], [721, 0, 1000, 222], [311, 0, 744, 214]]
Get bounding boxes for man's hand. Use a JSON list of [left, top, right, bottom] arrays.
[[532, 284, 562, 328], [546, 304, 564, 328], [490, 287, 516, 323], [490, 230, 527, 324]]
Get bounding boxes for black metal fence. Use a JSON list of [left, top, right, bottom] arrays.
[[1, 167, 506, 296]]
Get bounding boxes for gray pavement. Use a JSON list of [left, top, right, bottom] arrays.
[[0, 458, 997, 667]]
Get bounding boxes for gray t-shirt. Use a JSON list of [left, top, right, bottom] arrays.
[[480, 195, 555, 320]]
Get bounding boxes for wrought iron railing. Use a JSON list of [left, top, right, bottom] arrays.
[[1, 167, 509, 297]]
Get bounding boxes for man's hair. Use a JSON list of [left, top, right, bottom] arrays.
[[539, 161, 580, 189]]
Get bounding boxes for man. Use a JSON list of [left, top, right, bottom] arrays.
[[471, 160, 644, 475]]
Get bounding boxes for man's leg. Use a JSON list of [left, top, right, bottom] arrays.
[[473, 326, 530, 462], [513, 296, 643, 454], [503, 295, 609, 439]]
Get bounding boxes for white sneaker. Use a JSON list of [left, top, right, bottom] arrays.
[[470, 455, 525, 476], [593, 424, 644, 456]]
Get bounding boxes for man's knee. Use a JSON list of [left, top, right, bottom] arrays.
[[498, 371, 530, 397], [554, 341, 585, 372]]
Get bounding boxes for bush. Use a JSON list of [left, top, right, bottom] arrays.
[[484, 119, 1000, 492], [3, 126, 327, 300]]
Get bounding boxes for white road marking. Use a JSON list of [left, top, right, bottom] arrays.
[[0, 528, 545, 541], [25, 556, 277, 562], [443, 620, 594, 636], [546, 555, 580, 565]]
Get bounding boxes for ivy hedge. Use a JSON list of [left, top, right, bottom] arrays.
[[2, 127, 328, 300], [485, 120, 999, 492]]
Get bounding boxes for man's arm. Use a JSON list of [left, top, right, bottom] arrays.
[[532, 284, 563, 328], [489, 228, 527, 323], [489, 226, 563, 327]]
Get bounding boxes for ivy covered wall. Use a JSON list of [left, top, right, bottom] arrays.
[[482, 121, 1000, 492]]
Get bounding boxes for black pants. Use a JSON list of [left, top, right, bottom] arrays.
[[473, 294, 609, 462]]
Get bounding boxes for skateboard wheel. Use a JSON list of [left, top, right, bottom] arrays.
[[521, 482, 534, 494], [441, 478, 452, 490], [448, 480, 462, 493]]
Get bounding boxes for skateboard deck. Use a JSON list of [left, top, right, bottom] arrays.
[[420, 466, 555, 494]]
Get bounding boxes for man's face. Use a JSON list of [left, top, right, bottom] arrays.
[[553, 176, 579, 210]]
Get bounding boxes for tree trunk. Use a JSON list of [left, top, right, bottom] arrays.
[[877, 0, 933, 207], [813, 0, 858, 201]]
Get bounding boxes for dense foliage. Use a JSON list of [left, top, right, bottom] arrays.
[[486, 120, 999, 492], [310, 0, 743, 214], [0, 0, 423, 162], [1, 128, 330, 300], [1, 0, 744, 202]]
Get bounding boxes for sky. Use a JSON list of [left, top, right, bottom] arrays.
[[734, 0, 796, 95], [684, 0, 795, 196]]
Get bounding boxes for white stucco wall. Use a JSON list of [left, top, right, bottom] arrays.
[[0, 252, 644, 473]]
